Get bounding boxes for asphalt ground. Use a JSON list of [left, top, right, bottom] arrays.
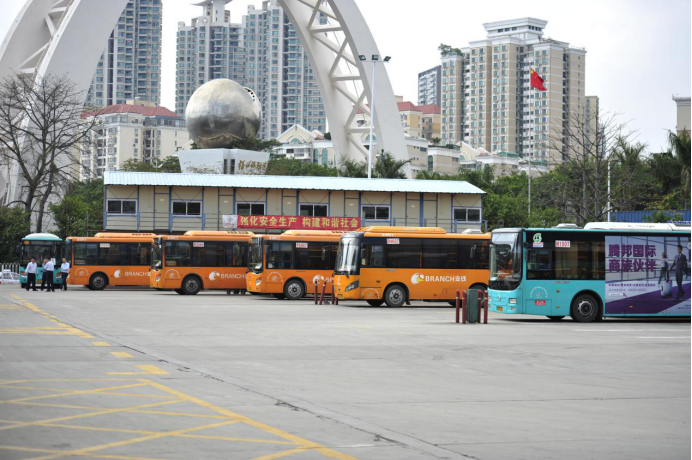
[[0, 284, 689, 460]]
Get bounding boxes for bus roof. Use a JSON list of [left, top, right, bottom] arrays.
[[493, 222, 690, 234], [358, 226, 489, 239], [67, 236, 154, 242], [93, 232, 157, 238], [358, 226, 447, 234], [183, 231, 254, 237], [159, 233, 254, 241], [23, 233, 61, 241], [282, 230, 345, 237]]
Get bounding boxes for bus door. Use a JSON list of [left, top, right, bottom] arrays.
[[266, 241, 293, 288]]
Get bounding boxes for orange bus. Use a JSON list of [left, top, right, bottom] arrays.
[[150, 231, 253, 295], [333, 227, 490, 307], [246, 230, 343, 300], [66, 233, 156, 290]]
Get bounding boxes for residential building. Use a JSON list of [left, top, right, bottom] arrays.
[[418, 65, 441, 106], [440, 18, 587, 164], [87, 0, 162, 108], [79, 101, 188, 180], [175, 0, 327, 139], [272, 124, 430, 174], [585, 96, 599, 151], [673, 95, 691, 134]]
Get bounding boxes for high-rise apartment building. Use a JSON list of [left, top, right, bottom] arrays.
[[418, 65, 441, 106], [440, 18, 587, 164], [175, 0, 326, 139], [86, 0, 162, 108], [79, 102, 188, 180]]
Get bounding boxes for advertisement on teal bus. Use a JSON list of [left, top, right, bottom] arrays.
[[605, 235, 690, 316]]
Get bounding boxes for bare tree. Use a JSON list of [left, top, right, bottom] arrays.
[[0, 73, 100, 231], [541, 109, 648, 226]]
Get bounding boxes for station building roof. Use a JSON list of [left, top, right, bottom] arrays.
[[104, 172, 485, 195]]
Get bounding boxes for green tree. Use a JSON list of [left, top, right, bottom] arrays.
[[119, 156, 181, 173], [48, 180, 103, 239], [265, 157, 337, 177], [373, 151, 410, 179], [0, 207, 30, 263], [338, 158, 367, 178], [438, 43, 462, 56], [430, 137, 441, 146], [667, 129, 691, 208]]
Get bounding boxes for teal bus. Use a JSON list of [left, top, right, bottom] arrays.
[[18, 233, 64, 288], [488, 223, 691, 322]]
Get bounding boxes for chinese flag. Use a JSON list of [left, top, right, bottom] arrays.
[[530, 68, 547, 91]]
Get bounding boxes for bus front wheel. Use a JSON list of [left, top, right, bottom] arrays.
[[570, 294, 600, 323], [384, 285, 406, 308], [366, 299, 384, 307], [284, 279, 305, 300], [89, 273, 108, 291], [181, 276, 202, 295]]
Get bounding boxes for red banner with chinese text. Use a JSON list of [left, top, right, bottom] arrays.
[[232, 214, 361, 231]]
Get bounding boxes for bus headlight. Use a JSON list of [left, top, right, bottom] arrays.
[[255, 279, 262, 286], [509, 298, 517, 305], [156, 276, 160, 282], [345, 280, 359, 292]]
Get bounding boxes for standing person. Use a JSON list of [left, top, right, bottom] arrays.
[[60, 258, 70, 291], [670, 245, 688, 299], [25, 258, 38, 291], [42, 258, 55, 292], [658, 253, 669, 283]]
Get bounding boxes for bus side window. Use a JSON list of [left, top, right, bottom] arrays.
[[362, 244, 385, 268], [590, 240, 605, 280]]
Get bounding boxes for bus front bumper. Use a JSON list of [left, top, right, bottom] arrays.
[[488, 289, 523, 314], [245, 273, 265, 293]]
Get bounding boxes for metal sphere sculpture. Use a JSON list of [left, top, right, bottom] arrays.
[[185, 79, 262, 149]]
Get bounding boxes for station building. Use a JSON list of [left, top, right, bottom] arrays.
[[103, 171, 485, 234]]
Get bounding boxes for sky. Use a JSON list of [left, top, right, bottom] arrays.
[[0, 0, 689, 152]]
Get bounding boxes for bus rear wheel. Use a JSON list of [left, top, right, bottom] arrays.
[[547, 316, 565, 321], [89, 273, 108, 291], [366, 299, 384, 307], [181, 276, 202, 295], [284, 279, 304, 300], [384, 285, 406, 308], [570, 294, 600, 323]]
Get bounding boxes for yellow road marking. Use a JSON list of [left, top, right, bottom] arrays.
[[15, 421, 297, 445], [0, 445, 164, 460], [147, 379, 358, 460], [136, 365, 168, 375], [3, 401, 231, 419], [0, 382, 147, 406], [28, 420, 240, 460], [0, 399, 181, 433], [110, 352, 134, 359], [92, 342, 110, 346], [252, 448, 312, 460]]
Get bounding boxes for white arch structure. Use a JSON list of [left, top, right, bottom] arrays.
[[0, 0, 410, 190]]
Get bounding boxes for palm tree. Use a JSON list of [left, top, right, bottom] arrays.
[[667, 129, 691, 208], [373, 151, 410, 179], [416, 170, 443, 180], [338, 157, 367, 178], [431, 137, 441, 146]]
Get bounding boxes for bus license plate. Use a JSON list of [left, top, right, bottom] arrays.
[[534, 300, 546, 306]]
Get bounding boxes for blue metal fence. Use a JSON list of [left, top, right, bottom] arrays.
[[611, 210, 691, 223]]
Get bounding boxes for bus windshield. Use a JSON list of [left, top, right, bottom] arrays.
[[335, 236, 360, 275], [490, 231, 522, 291], [21, 241, 58, 265], [152, 238, 162, 269], [248, 238, 263, 273]]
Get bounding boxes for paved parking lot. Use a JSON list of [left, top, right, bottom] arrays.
[[0, 285, 689, 459]]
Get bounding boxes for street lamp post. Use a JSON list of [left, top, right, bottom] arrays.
[[359, 54, 391, 179]]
